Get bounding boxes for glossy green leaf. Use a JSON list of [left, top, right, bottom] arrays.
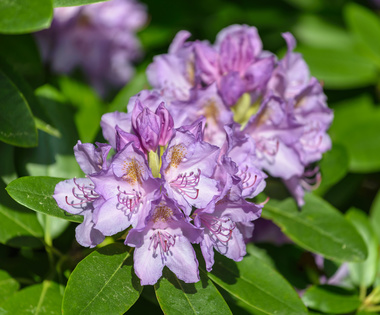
[[154, 268, 231, 315], [58, 77, 103, 143], [302, 285, 361, 314], [6, 176, 83, 223], [63, 243, 142, 314], [296, 46, 378, 89], [0, 68, 37, 147], [345, 3, 380, 67], [315, 143, 349, 195], [330, 95, 380, 173], [0, 57, 53, 132], [346, 208, 379, 288], [294, 14, 353, 49], [0, 281, 62, 314], [0, 34, 44, 88], [206, 252, 307, 314], [0, 179, 43, 248], [263, 194, 367, 262], [370, 189, 380, 243], [16, 85, 82, 179], [54, 0, 109, 7], [0, 0, 53, 34], [0, 270, 19, 305]]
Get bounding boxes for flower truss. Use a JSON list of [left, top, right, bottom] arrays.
[[35, 0, 147, 96], [53, 24, 333, 285]]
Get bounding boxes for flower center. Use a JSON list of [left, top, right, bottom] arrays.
[[122, 158, 143, 184], [165, 144, 186, 172], [152, 203, 173, 223]]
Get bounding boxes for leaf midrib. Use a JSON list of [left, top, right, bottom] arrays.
[[78, 248, 134, 314], [208, 261, 305, 314], [264, 204, 363, 259]]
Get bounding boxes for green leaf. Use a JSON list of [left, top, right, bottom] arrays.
[[0, 0, 53, 34], [263, 194, 367, 262], [302, 285, 361, 314], [0, 34, 44, 88], [37, 213, 70, 240], [294, 14, 353, 50], [344, 3, 380, 67], [16, 85, 82, 179], [0, 68, 37, 147], [0, 281, 63, 314], [0, 179, 43, 248], [154, 268, 231, 315], [346, 208, 379, 288], [296, 46, 378, 89], [0, 270, 19, 305], [0, 142, 17, 185], [6, 176, 83, 223], [0, 57, 54, 134], [330, 95, 380, 173], [206, 252, 307, 314], [370, 189, 380, 243], [34, 117, 61, 139], [108, 70, 149, 113], [54, 0, 109, 7], [314, 143, 349, 195], [62, 243, 142, 314], [58, 77, 103, 143]]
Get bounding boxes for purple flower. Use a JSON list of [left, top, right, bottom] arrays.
[[90, 142, 161, 235], [222, 125, 267, 199], [53, 173, 105, 248], [125, 194, 203, 285], [161, 126, 220, 215], [193, 189, 262, 271], [35, 0, 147, 96], [147, 31, 196, 102], [195, 24, 275, 106], [244, 95, 304, 180]]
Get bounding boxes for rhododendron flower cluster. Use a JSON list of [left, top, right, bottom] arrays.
[[35, 0, 147, 95], [53, 24, 333, 285]]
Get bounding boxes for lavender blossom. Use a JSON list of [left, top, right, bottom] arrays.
[[126, 194, 203, 285], [35, 0, 147, 96]]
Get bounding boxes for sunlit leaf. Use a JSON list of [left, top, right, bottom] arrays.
[[263, 194, 367, 262], [296, 46, 378, 89], [347, 208, 379, 288], [0, 0, 53, 34], [302, 285, 361, 314], [62, 243, 142, 314], [206, 252, 307, 314], [54, 0, 109, 7], [345, 3, 380, 67], [330, 95, 380, 173], [370, 189, 380, 243], [0, 281, 62, 314], [155, 268, 232, 315], [6, 176, 83, 223]]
